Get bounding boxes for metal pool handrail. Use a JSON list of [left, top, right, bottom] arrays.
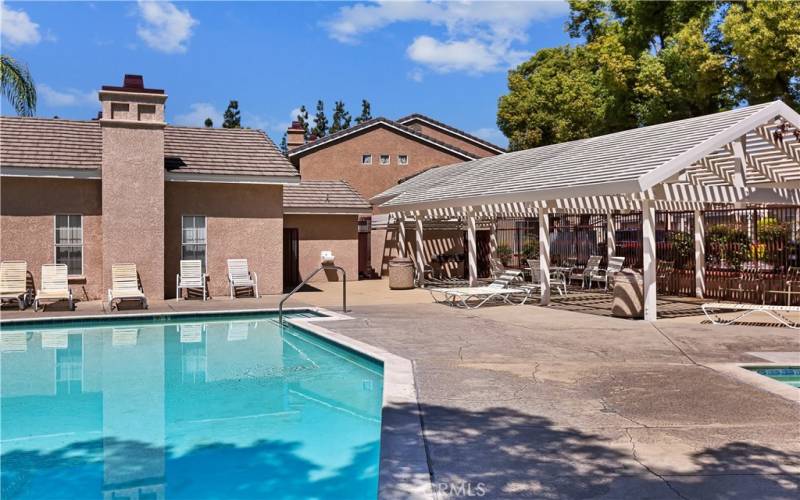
[[279, 265, 347, 324]]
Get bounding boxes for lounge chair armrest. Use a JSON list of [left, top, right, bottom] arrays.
[[251, 271, 258, 283]]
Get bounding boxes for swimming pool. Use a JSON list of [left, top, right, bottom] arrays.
[[0, 312, 384, 499], [746, 366, 800, 388]]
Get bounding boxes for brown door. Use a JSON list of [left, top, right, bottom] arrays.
[[283, 228, 300, 290], [358, 232, 371, 278]]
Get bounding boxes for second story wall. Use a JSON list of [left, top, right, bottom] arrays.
[[296, 126, 469, 201], [403, 121, 501, 158]]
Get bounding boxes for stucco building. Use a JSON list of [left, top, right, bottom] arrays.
[[285, 113, 504, 277], [0, 75, 369, 300]]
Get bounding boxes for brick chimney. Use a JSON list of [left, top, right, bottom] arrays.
[[98, 74, 168, 298], [286, 121, 305, 150]]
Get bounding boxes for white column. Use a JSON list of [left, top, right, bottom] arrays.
[[415, 216, 425, 284], [489, 219, 498, 259], [642, 199, 657, 321], [694, 209, 706, 298], [539, 210, 551, 305], [607, 212, 616, 261], [397, 213, 407, 258], [465, 207, 478, 286]]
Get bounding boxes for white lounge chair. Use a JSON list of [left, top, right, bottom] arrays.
[[568, 256, 602, 288], [176, 260, 207, 301], [108, 263, 148, 310], [590, 256, 625, 290], [430, 270, 532, 309], [0, 260, 31, 310], [702, 302, 800, 329], [227, 259, 258, 298], [34, 264, 73, 311]]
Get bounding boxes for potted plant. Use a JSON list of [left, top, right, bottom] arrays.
[[496, 244, 513, 266]]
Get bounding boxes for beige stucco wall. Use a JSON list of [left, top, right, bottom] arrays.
[[403, 121, 500, 158], [165, 182, 284, 298], [297, 126, 468, 200], [1, 177, 104, 300], [284, 214, 358, 284], [101, 124, 166, 299]]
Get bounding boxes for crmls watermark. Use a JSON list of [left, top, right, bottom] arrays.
[[434, 481, 487, 497]]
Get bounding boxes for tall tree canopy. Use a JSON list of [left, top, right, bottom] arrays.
[[296, 105, 311, 139], [355, 99, 372, 124], [295, 99, 370, 139], [1, 55, 36, 117], [222, 100, 241, 129], [498, 0, 799, 151], [329, 100, 352, 134], [311, 100, 329, 138]]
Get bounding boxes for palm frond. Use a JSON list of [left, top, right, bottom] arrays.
[[1, 55, 37, 116]]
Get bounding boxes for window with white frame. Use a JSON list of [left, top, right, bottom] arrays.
[[398, 154, 408, 165], [361, 154, 372, 165], [55, 215, 83, 275], [380, 154, 390, 165], [182, 215, 207, 272]]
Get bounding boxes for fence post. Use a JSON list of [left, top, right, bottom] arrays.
[[694, 210, 705, 298]]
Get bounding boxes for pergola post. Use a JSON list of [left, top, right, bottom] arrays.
[[606, 212, 616, 261], [415, 215, 425, 285], [642, 199, 657, 321], [465, 207, 478, 286], [694, 210, 706, 298], [489, 219, 498, 260], [397, 213, 407, 258], [539, 210, 551, 305]]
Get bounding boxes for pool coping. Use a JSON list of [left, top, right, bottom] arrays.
[[708, 362, 800, 404], [0, 306, 435, 500]]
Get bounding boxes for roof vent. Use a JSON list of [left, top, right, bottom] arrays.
[[123, 74, 145, 90]]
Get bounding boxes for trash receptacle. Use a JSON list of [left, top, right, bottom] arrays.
[[612, 269, 644, 318], [389, 257, 415, 290]]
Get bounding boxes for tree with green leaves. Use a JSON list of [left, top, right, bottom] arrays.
[[355, 99, 372, 124], [329, 100, 352, 134], [296, 105, 310, 139], [311, 100, 328, 138], [204, 117, 213, 128], [1, 55, 36, 116], [498, 0, 798, 151], [279, 133, 288, 156], [222, 100, 241, 129]]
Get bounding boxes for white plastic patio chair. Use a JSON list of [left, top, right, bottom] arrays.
[[525, 259, 567, 296], [568, 256, 602, 288], [34, 264, 73, 311], [0, 260, 31, 310], [108, 263, 148, 310], [227, 259, 258, 298], [176, 260, 207, 301], [590, 256, 625, 291]]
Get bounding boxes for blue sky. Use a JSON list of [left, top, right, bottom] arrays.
[[1, 1, 572, 146]]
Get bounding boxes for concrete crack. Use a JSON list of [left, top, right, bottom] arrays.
[[625, 428, 690, 500], [531, 362, 540, 384]]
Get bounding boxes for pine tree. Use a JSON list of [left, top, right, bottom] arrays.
[[311, 100, 328, 138], [329, 100, 352, 134], [296, 105, 310, 139], [204, 117, 213, 128], [222, 100, 241, 129], [355, 99, 372, 124], [279, 133, 288, 156]]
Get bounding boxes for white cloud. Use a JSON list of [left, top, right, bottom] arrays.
[[136, 0, 197, 54], [471, 127, 508, 147], [38, 84, 97, 107], [408, 68, 424, 83], [1, 2, 42, 46], [324, 0, 568, 74], [174, 102, 221, 127]]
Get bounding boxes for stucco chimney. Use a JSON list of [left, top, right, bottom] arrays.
[[98, 75, 168, 298], [286, 121, 305, 150]]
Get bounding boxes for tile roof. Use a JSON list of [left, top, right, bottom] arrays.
[[0, 116, 102, 169], [396, 113, 506, 153], [286, 117, 479, 161], [0, 116, 298, 179], [164, 126, 298, 178], [283, 180, 371, 211]]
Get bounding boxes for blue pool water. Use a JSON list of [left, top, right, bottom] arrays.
[[0, 312, 383, 499], [747, 366, 800, 388]]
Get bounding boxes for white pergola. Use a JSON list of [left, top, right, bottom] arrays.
[[373, 101, 800, 320]]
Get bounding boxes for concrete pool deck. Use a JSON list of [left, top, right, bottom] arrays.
[[3, 280, 799, 499]]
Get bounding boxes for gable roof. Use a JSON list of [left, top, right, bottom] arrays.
[[286, 117, 479, 161], [0, 116, 298, 181], [377, 101, 800, 211], [283, 180, 371, 213], [396, 113, 506, 153]]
